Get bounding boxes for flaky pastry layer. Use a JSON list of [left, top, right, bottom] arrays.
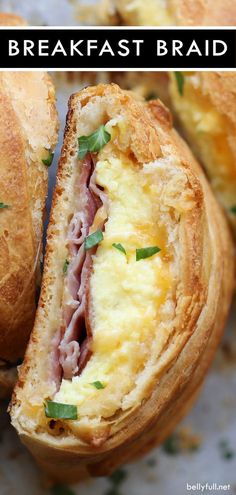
[[0, 12, 59, 397]]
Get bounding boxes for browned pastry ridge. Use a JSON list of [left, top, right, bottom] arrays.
[[0, 14, 59, 399], [11, 84, 234, 482]]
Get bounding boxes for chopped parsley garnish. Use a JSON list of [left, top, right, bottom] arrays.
[[91, 381, 105, 390], [146, 458, 156, 467], [105, 489, 121, 495], [0, 202, 9, 209], [78, 125, 111, 160], [174, 72, 185, 96], [84, 229, 103, 250], [109, 468, 127, 486], [63, 259, 69, 274], [136, 246, 161, 261], [112, 243, 126, 255], [44, 401, 78, 420], [189, 442, 200, 452], [42, 151, 54, 167], [230, 205, 236, 214], [162, 434, 180, 455], [105, 468, 127, 495], [219, 440, 235, 460], [162, 432, 200, 455], [51, 485, 75, 495]]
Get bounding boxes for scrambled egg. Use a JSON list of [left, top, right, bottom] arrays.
[[170, 73, 235, 212], [55, 153, 173, 420]]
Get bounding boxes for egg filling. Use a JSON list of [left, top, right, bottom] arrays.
[[170, 72, 236, 214], [51, 138, 182, 436]]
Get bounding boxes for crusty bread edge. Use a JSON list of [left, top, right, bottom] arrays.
[[10, 84, 235, 480]]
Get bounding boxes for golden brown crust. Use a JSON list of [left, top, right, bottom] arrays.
[[69, 83, 162, 162], [76, 0, 236, 26], [10, 84, 234, 482], [181, 73, 236, 149], [0, 13, 59, 397], [0, 73, 58, 369], [0, 85, 36, 363], [170, 0, 236, 25], [169, 72, 236, 234]]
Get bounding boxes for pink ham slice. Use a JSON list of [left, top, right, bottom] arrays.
[[58, 155, 107, 380]]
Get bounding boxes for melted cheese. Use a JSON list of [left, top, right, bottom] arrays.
[[55, 153, 173, 420]]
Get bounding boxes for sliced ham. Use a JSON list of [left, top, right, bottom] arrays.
[[77, 337, 93, 375], [58, 155, 107, 380], [59, 340, 80, 380]]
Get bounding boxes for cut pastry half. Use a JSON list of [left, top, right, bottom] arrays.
[[11, 84, 234, 482], [169, 71, 236, 235], [0, 69, 58, 398]]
